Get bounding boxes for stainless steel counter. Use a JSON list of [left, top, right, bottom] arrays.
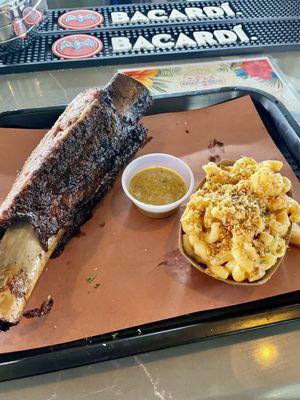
[[0, 51, 299, 399]]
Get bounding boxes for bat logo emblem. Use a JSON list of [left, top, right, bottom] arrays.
[[65, 13, 98, 23], [59, 38, 97, 51]]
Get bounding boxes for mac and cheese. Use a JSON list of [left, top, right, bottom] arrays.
[[181, 157, 300, 283]]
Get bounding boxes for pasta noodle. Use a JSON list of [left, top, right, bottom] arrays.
[[181, 157, 300, 283], [291, 223, 300, 246]]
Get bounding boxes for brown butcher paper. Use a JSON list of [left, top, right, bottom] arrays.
[[0, 96, 299, 353]]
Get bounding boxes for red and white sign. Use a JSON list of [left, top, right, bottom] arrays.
[[52, 34, 103, 59], [58, 9, 104, 30]]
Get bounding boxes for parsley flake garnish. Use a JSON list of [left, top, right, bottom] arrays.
[[86, 274, 96, 283]]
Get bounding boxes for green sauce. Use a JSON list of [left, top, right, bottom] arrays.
[[129, 166, 187, 206]]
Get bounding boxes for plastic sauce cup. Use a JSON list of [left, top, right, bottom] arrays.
[[122, 153, 195, 218]]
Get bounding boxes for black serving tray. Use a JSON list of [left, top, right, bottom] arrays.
[[0, 87, 299, 382]]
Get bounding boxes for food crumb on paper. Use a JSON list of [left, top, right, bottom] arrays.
[[208, 139, 224, 150], [209, 155, 221, 162], [141, 136, 153, 148], [208, 138, 225, 163], [23, 295, 53, 319]]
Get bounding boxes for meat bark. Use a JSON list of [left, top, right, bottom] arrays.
[[0, 73, 152, 252]]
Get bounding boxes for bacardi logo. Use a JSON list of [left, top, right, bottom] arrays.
[[111, 25, 252, 53]]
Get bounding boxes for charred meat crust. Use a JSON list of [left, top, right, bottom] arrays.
[[52, 124, 147, 257], [0, 74, 152, 251], [23, 296, 54, 319], [0, 320, 17, 331]]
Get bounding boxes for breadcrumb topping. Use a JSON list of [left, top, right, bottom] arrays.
[[181, 157, 300, 283]]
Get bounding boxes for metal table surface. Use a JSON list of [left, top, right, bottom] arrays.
[[0, 36, 300, 400]]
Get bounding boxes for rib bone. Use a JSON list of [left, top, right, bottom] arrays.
[[0, 223, 64, 328]]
